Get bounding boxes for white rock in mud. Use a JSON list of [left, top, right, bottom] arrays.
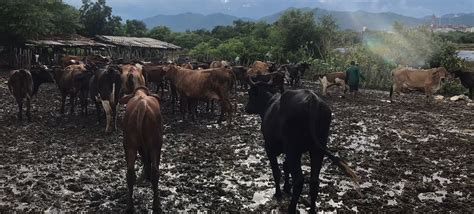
[[450, 95, 471, 102], [434, 95, 444, 100]]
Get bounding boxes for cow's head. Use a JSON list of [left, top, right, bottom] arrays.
[[434, 67, 450, 83], [245, 76, 277, 115], [31, 64, 55, 84]]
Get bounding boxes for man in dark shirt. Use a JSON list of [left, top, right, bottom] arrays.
[[345, 61, 363, 98]]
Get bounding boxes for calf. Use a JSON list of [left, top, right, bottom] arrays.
[[390, 67, 450, 102], [165, 65, 234, 123], [314, 72, 347, 96], [283, 63, 310, 87], [232, 66, 249, 90], [89, 65, 122, 133], [452, 70, 474, 99], [58, 64, 87, 115], [143, 64, 167, 95], [245, 78, 360, 214], [120, 87, 163, 213]]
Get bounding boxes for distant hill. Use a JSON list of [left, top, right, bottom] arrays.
[[261, 8, 423, 31], [143, 12, 253, 32], [143, 9, 474, 32]]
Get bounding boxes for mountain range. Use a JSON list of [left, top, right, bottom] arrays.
[[142, 8, 474, 32]]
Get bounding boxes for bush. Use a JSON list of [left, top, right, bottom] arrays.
[[439, 81, 468, 96]]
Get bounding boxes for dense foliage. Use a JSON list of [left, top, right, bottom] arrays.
[[0, 2, 467, 91], [0, 0, 81, 41]]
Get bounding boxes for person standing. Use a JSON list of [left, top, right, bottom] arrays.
[[345, 61, 363, 98]]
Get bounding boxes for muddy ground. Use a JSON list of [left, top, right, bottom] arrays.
[[0, 69, 473, 213]]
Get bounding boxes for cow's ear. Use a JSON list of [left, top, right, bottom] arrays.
[[150, 94, 161, 102], [119, 95, 133, 104]]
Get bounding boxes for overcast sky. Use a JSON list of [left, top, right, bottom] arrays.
[[64, 0, 474, 20]]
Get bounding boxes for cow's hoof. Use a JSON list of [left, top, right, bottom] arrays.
[[152, 202, 162, 214]]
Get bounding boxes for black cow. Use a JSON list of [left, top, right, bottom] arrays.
[[452, 70, 474, 99], [245, 78, 360, 214], [30, 64, 56, 95], [232, 66, 248, 90], [89, 65, 123, 133], [253, 71, 285, 93], [283, 62, 311, 87]]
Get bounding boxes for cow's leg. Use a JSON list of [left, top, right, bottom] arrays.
[[469, 88, 473, 99], [137, 147, 151, 182], [25, 96, 31, 122], [16, 98, 23, 121], [283, 158, 291, 195], [125, 147, 137, 214], [113, 104, 119, 131], [266, 150, 282, 201], [94, 100, 101, 124], [424, 85, 432, 103], [60, 93, 67, 115], [151, 143, 163, 213], [309, 150, 324, 214], [69, 92, 76, 116], [288, 152, 303, 214]]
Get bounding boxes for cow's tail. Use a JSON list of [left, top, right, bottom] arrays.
[[308, 95, 361, 194], [136, 100, 147, 143]]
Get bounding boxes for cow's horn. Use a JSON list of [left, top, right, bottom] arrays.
[[248, 76, 257, 86]]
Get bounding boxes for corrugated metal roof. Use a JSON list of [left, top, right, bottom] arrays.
[[96, 35, 181, 50], [27, 38, 113, 48]]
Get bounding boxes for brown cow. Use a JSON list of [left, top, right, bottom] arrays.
[[8, 70, 33, 121], [60, 55, 110, 68], [314, 72, 347, 96], [120, 86, 163, 213], [164, 65, 234, 123], [121, 64, 146, 95], [8, 66, 56, 121], [58, 64, 87, 115], [390, 67, 450, 102], [60, 55, 83, 68], [210, 60, 230, 69], [247, 60, 269, 77], [182, 62, 193, 70], [143, 64, 167, 95]]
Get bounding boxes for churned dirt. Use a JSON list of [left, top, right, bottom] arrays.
[[0, 69, 472, 213]]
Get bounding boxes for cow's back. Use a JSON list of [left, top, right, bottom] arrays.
[[123, 94, 162, 146]]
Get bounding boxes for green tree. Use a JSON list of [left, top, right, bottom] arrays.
[[275, 9, 317, 54], [148, 26, 172, 41], [0, 1, 81, 40], [125, 19, 147, 37], [79, 0, 123, 36]]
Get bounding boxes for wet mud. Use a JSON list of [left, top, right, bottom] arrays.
[[0, 70, 472, 213]]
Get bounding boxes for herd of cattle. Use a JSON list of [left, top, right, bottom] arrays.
[[5, 55, 474, 213]]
